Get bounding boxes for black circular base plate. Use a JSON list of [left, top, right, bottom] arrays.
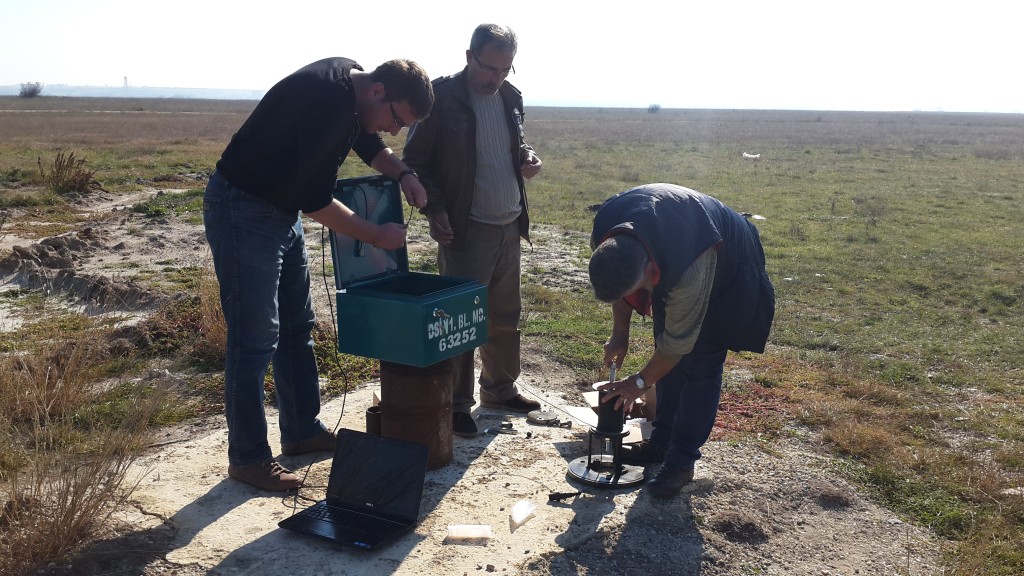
[[566, 455, 646, 488]]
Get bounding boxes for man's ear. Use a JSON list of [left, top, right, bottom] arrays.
[[370, 82, 386, 101]]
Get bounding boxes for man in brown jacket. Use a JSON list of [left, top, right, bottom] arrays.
[[403, 24, 542, 436]]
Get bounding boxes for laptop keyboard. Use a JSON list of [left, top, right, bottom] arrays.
[[303, 503, 405, 534]]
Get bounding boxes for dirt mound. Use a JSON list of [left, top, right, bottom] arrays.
[[0, 226, 163, 312]]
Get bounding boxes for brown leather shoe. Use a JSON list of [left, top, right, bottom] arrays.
[[281, 429, 337, 456], [481, 394, 541, 413], [228, 459, 302, 491]]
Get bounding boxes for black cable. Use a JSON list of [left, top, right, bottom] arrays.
[[283, 220, 354, 515], [477, 344, 592, 427]]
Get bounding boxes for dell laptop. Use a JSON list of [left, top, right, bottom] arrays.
[[278, 428, 429, 550]]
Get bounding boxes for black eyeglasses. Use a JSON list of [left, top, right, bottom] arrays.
[[388, 101, 408, 129], [471, 52, 515, 77]]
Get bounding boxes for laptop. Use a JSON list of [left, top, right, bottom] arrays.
[[278, 428, 429, 550]]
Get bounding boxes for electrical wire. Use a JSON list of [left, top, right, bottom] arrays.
[[477, 343, 594, 428], [282, 222, 353, 513], [405, 204, 416, 228]]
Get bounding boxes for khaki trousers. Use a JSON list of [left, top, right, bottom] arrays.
[[438, 218, 522, 413]]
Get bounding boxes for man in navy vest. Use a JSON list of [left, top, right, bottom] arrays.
[[590, 183, 775, 498]]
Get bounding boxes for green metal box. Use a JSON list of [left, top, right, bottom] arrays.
[[329, 175, 488, 367]]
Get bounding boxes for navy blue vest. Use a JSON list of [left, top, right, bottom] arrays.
[[591, 184, 774, 353]]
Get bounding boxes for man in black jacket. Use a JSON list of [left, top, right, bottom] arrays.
[[403, 24, 543, 437], [591, 183, 775, 498], [205, 57, 433, 491]]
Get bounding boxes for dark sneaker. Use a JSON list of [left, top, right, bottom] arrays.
[[621, 440, 667, 465], [647, 464, 695, 499], [481, 394, 541, 413], [452, 412, 479, 437], [228, 459, 302, 491], [281, 429, 337, 456]]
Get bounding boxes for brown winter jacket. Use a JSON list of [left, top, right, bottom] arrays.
[[402, 68, 533, 251]]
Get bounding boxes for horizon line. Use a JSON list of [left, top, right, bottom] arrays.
[[1, 84, 1020, 115]]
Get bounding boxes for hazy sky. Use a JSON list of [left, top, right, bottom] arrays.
[[3, 0, 1021, 112]]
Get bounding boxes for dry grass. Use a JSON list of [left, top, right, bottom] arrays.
[[193, 266, 227, 366], [0, 320, 164, 576], [0, 96, 253, 147]]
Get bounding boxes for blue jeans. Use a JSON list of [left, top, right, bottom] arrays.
[[203, 171, 326, 466], [648, 346, 728, 470]]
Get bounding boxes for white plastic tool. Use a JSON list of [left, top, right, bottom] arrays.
[[446, 524, 492, 540]]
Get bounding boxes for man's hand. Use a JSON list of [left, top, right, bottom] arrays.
[[602, 335, 628, 373], [373, 222, 407, 250], [427, 211, 455, 245], [596, 376, 644, 412], [401, 176, 427, 208], [520, 149, 542, 179]]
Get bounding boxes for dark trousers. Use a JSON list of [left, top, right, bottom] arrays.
[[648, 345, 728, 470]]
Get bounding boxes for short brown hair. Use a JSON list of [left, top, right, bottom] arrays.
[[370, 59, 434, 119]]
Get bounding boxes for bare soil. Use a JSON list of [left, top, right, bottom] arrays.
[[0, 189, 944, 575]]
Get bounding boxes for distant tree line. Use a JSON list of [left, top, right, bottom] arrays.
[[20, 82, 43, 97]]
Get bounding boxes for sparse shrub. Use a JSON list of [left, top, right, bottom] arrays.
[[130, 266, 225, 368], [0, 320, 162, 576], [788, 221, 807, 241], [130, 188, 204, 219], [648, 104, 661, 113], [828, 190, 841, 215], [1, 167, 26, 185], [37, 151, 104, 197], [851, 194, 888, 228], [19, 82, 43, 98], [194, 268, 227, 366]]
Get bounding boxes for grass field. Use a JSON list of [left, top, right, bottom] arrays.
[[2, 96, 1023, 574]]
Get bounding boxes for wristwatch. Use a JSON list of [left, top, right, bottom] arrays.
[[398, 168, 418, 181], [633, 373, 648, 391]]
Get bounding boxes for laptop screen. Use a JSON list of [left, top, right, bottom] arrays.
[[326, 429, 428, 522]]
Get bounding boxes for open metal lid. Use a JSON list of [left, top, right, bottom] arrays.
[[330, 175, 409, 289]]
